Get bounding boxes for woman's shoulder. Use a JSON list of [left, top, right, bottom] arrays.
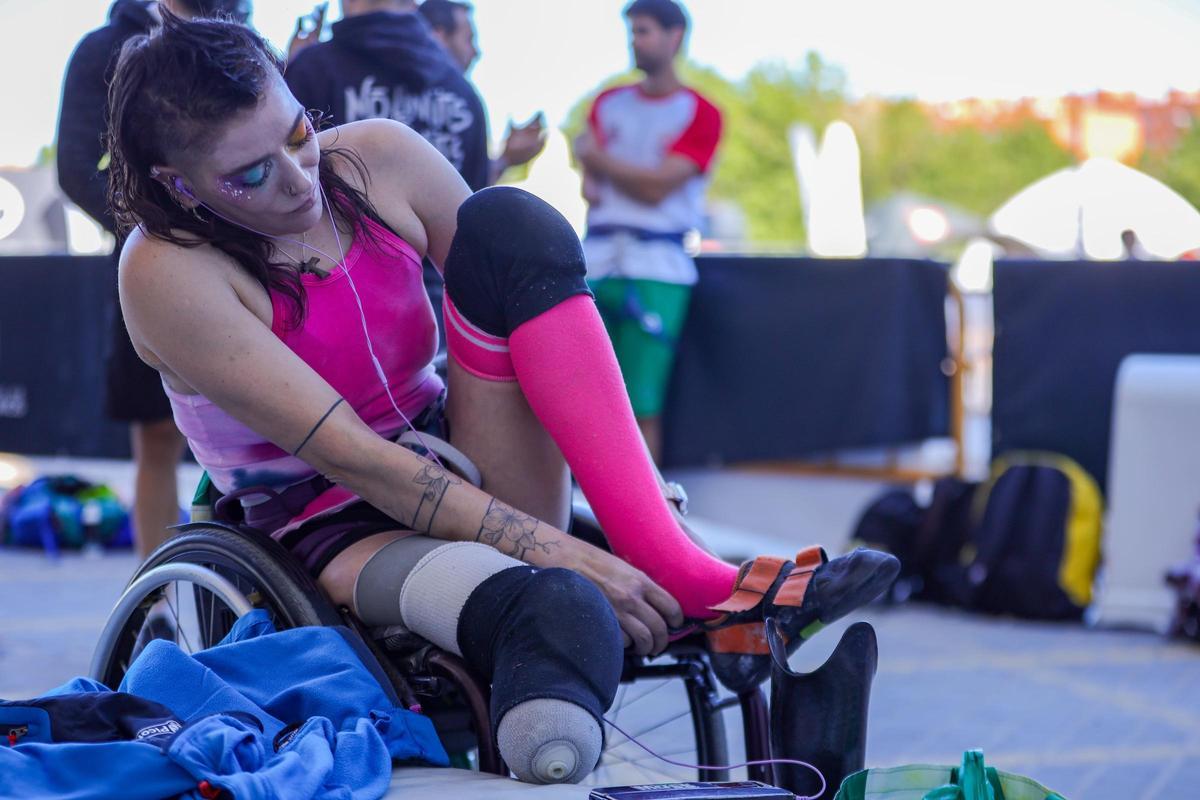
[[318, 120, 437, 251], [121, 225, 222, 272], [318, 119, 438, 179], [119, 226, 245, 300]]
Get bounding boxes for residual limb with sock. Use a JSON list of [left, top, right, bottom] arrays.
[[352, 537, 622, 784]]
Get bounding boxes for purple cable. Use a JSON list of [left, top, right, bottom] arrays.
[[601, 715, 826, 800]]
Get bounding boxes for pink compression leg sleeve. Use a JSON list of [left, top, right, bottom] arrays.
[[508, 295, 739, 619]]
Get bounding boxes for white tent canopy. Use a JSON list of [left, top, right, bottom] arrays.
[[989, 158, 1200, 260]]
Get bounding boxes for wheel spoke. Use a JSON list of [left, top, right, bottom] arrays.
[[595, 751, 685, 784], [605, 745, 699, 766], [615, 677, 673, 709], [205, 585, 216, 648], [604, 707, 693, 754], [165, 582, 195, 654], [610, 683, 628, 721]]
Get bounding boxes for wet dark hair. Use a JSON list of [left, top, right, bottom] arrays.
[[106, 11, 389, 328], [179, 0, 252, 24]]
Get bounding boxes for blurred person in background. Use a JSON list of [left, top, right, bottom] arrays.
[[55, 0, 252, 559], [573, 0, 721, 465], [418, 0, 546, 186], [285, 0, 489, 192]]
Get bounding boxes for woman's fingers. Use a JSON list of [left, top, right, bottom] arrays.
[[619, 614, 655, 657], [644, 580, 684, 629], [635, 598, 670, 656]]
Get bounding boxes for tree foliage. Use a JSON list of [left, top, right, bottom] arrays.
[[1140, 120, 1200, 212], [565, 54, 1076, 248], [853, 101, 1074, 215]]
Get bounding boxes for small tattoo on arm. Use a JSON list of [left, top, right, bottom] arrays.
[[409, 463, 462, 533], [476, 499, 557, 561]]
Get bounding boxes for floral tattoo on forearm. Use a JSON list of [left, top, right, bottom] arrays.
[[409, 463, 462, 533], [476, 499, 558, 561]]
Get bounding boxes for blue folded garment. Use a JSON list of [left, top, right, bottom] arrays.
[[1, 610, 447, 799]]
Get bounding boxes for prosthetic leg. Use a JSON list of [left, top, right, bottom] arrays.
[[768, 621, 878, 799]]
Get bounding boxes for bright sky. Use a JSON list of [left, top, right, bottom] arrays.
[[2, 0, 1199, 168]]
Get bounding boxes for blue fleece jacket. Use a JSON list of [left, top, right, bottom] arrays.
[[0, 610, 447, 799]]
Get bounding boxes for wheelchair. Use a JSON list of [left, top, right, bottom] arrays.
[[88, 498, 774, 787]]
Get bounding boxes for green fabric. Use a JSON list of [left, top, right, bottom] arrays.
[[190, 472, 217, 522], [833, 750, 1066, 800], [589, 277, 692, 418], [191, 472, 213, 508]]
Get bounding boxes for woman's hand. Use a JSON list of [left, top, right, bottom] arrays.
[[557, 537, 684, 657], [287, 4, 327, 64]]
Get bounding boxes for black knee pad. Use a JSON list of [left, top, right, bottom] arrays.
[[443, 187, 592, 338], [457, 566, 623, 729]]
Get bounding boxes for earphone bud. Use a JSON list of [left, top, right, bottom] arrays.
[[173, 176, 196, 200]]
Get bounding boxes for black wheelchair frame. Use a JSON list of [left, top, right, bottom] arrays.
[[90, 519, 775, 785]]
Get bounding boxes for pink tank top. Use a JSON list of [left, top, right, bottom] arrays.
[[165, 217, 443, 534]]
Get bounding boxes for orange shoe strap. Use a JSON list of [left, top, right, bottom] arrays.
[[771, 546, 827, 608], [708, 556, 788, 614]]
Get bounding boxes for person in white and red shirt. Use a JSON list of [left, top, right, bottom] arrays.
[[573, 0, 721, 464]]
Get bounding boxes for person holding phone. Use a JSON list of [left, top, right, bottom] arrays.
[[417, 0, 547, 184]]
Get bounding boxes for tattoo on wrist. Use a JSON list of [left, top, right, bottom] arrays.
[[409, 463, 462, 533], [476, 499, 557, 561]]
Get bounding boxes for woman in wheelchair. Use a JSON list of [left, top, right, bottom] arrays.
[[106, 13, 897, 785]]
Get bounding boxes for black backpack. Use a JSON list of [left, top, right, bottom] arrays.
[[853, 453, 1102, 620], [851, 477, 976, 605]]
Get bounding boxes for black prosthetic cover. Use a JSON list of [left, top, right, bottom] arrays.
[[442, 186, 592, 338], [770, 621, 879, 799], [457, 565, 622, 733]]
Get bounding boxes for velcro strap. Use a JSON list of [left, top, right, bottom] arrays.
[[706, 622, 772, 655], [708, 556, 788, 614], [772, 546, 828, 608]]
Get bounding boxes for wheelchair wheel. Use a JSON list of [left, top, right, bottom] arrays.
[[586, 643, 730, 786], [90, 524, 342, 689]]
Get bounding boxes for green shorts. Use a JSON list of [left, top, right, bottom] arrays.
[[589, 277, 692, 418]]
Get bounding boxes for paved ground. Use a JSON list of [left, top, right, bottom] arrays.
[[2, 456, 1199, 798]]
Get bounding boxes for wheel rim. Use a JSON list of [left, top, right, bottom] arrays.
[[93, 543, 313, 688]]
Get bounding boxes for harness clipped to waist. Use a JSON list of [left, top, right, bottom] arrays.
[[586, 224, 688, 246]]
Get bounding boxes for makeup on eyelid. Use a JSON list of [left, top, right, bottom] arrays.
[[215, 115, 314, 199]]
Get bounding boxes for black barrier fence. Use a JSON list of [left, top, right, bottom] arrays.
[[662, 256, 951, 468], [20, 255, 1200, 489], [0, 255, 131, 458], [2, 255, 953, 467], [992, 259, 1200, 494]]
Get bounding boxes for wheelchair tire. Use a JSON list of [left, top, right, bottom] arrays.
[[94, 524, 343, 689]]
